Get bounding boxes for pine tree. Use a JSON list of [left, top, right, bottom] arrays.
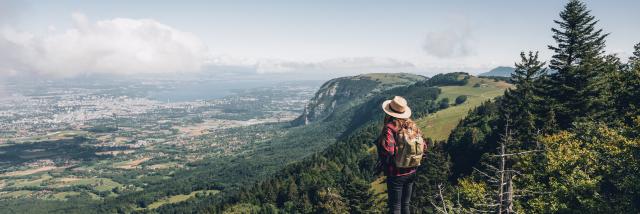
[[261, 180, 277, 204], [299, 193, 314, 214], [617, 43, 640, 124], [317, 187, 349, 213], [631, 43, 640, 65], [541, 108, 559, 133], [598, 54, 625, 123], [260, 204, 279, 214], [286, 180, 299, 203], [412, 141, 451, 213], [603, 43, 640, 126], [501, 51, 547, 142], [342, 175, 375, 213], [546, 0, 609, 129]]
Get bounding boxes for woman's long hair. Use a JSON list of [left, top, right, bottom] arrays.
[[393, 118, 422, 139]]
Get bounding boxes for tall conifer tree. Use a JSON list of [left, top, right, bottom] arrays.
[[631, 43, 640, 64], [547, 0, 609, 128], [605, 43, 640, 125], [618, 43, 640, 123], [501, 51, 547, 141]]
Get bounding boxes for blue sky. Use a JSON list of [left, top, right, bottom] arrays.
[[1, 0, 639, 77]]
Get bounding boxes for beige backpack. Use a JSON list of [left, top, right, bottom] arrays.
[[394, 129, 425, 168]]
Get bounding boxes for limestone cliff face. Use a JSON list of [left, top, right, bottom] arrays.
[[294, 79, 348, 125], [292, 73, 426, 126]]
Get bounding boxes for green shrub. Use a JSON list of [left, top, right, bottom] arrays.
[[439, 98, 450, 109], [455, 95, 468, 105]]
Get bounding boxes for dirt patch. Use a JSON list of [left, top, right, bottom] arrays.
[[175, 120, 246, 137], [148, 163, 182, 170], [96, 150, 135, 156], [114, 137, 131, 144], [116, 157, 152, 169], [58, 177, 81, 183], [176, 118, 289, 137], [1, 166, 58, 177], [494, 81, 513, 89]]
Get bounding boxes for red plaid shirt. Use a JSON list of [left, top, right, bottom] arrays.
[[378, 122, 426, 177]]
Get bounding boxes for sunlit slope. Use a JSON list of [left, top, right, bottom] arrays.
[[371, 75, 511, 204], [417, 76, 511, 141]]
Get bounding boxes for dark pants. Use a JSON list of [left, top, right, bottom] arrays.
[[387, 174, 414, 214]]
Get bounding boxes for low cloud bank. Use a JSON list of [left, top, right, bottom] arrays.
[[0, 13, 209, 77], [0, 13, 449, 79]]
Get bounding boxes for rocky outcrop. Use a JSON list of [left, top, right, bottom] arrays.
[[292, 73, 426, 126]]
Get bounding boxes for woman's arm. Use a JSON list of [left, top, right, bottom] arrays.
[[422, 137, 428, 158], [381, 125, 396, 156]]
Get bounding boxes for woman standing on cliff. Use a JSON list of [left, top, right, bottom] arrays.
[[377, 96, 427, 214]]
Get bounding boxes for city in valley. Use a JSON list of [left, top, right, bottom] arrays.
[[0, 77, 318, 203]]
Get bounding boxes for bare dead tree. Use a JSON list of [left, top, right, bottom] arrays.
[[430, 118, 544, 214], [497, 121, 512, 214], [430, 184, 450, 214], [484, 119, 543, 214]]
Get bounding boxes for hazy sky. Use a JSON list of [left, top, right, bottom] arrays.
[[1, 0, 639, 77]]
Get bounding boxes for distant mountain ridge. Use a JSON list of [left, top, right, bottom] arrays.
[[479, 66, 515, 77], [292, 73, 426, 125]]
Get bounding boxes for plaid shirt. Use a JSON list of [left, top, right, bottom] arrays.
[[378, 122, 422, 177]]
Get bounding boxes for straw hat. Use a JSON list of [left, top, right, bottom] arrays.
[[382, 96, 412, 119]]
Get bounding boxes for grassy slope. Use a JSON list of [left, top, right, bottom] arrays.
[[144, 190, 220, 210], [417, 76, 511, 141], [360, 73, 426, 85], [371, 76, 511, 203]]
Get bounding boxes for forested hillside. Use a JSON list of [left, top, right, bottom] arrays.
[[185, 73, 508, 213], [439, 1, 640, 212], [208, 0, 640, 213]]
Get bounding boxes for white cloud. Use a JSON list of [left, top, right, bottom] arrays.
[[254, 57, 415, 74], [319, 57, 415, 69], [0, 13, 420, 78], [0, 13, 209, 77], [255, 60, 314, 74], [422, 16, 474, 58]]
